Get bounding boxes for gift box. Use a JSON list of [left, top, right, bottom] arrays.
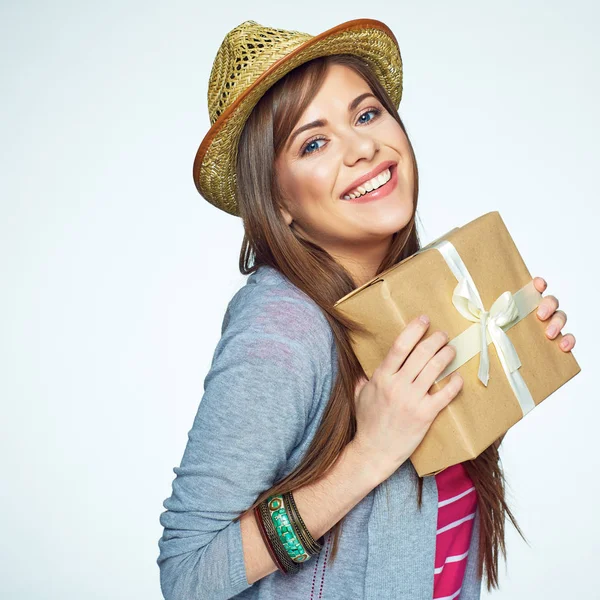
[[333, 211, 581, 477]]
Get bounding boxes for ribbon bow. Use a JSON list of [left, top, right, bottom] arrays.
[[452, 278, 521, 386], [421, 239, 539, 417]]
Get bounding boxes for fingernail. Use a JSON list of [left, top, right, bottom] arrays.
[[546, 325, 557, 337], [560, 339, 569, 349], [419, 314, 430, 325], [537, 307, 549, 318]]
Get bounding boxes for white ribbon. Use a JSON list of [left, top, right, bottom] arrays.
[[417, 239, 542, 417]]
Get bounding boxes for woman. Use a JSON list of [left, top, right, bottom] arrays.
[[157, 19, 576, 600]]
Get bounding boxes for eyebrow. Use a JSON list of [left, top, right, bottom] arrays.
[[286, 92, 377, 150]]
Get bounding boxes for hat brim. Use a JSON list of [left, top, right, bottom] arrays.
[[193, 18, 403, 217]]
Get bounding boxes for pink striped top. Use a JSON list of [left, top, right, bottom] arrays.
[[433, 463, 478, 600]]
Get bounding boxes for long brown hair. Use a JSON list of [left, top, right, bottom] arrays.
[[231, 53, 527, 591]]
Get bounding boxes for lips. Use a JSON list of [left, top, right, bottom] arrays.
[[339, 160, 397, 199]]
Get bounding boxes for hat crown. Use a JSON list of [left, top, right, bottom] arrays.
[[207, 20, 312, 125]]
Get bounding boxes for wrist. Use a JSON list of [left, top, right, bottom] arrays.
[[346, 438, 402, 486]]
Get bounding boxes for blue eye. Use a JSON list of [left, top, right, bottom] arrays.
[[302, 138, 326, 156], [357, 109, 379, 124], [299, 107, 382, 156]]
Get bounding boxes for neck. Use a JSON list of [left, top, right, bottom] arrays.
[[329, 236, 394, 288]]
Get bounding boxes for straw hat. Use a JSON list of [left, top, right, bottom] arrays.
[[192, 18, 403, 217]]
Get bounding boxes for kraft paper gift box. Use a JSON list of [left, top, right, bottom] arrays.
[[333, 211, 581, 477]]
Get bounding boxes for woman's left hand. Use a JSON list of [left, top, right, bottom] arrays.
[[495, 276, 575, 450], [533, 277, 576, 352]]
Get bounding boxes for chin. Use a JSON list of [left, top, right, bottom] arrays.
[[369, 200, 413, 233]]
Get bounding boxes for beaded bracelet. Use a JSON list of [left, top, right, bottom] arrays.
[[266, 494, 318, 564], [254, 490, 325, 575], [253, 504, 288, 575], [258, 497, 300, 574], [283, 491, 324, 555]]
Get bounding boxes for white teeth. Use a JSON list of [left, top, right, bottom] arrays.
[[343, 168, 392, 199]]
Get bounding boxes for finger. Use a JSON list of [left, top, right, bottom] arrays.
[[559, 333, 576, 352], [544, 309, 567, 339], [536, 294, 559, 320], [412, 344, 457, 397], [377, 315, 431, 377], [533, 277, 548, 293], [398, 329, 450, 383], [425, 372, 464, 415]]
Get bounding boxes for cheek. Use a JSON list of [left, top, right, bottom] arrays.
[[385, 121, 407, 147], [300, 161, 336, 198]]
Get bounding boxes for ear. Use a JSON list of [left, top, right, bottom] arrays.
[[278, 202, 294, 226]]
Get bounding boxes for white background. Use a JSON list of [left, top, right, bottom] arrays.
[[1, 1, 597, 598]]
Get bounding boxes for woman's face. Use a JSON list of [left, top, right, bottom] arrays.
[[274, 63, 415, 280]]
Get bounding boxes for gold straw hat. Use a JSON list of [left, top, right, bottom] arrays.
[[193, 18, 403, 217]]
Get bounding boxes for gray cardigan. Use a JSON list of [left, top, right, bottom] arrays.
[[157, 264, 483, 600]]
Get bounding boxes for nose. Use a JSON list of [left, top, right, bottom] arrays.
[[342, 128, 379, 166]]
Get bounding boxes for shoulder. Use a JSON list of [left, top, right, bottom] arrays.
[[223, 265, 334, 356], [206, 265, 334, 421]]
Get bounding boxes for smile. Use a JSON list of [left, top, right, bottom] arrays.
[[343, 168, 392, 199], [341, 164, 398, 203]]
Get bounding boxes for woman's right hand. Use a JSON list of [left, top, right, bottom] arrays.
[[351, 314, 463, 479]]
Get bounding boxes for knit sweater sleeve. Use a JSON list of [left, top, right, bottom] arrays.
[[157, 283, 332, 600]]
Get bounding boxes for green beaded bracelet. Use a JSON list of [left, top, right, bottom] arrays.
[[266, 494, 311, 563], [258, 498, 299, 574], [283, 491, 324, 555]]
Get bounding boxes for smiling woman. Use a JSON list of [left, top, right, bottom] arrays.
[[157, 19, 531, 600], [246, 57, 418, 288], [273, 62, 411, 282]]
